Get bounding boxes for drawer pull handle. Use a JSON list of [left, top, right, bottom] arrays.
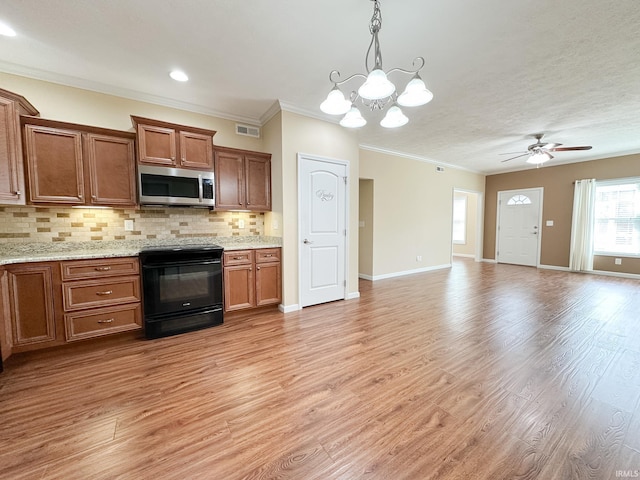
[[95, 266, 112, 271], [96, 290, 113, 296], [234, 256, 243, 260], [97, 318, 115, 324], [264, 254, 272, 257]]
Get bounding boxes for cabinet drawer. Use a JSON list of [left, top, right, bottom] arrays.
[[63, 276, 140, 311], [64, 303, 141, 342], [223, 250, 254, 266], [61, 257, 139, 281], [255, 248, 280, 264]]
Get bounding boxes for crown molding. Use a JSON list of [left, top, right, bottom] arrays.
[[359, 144, 484, 174], [0, 61, 262, 125]]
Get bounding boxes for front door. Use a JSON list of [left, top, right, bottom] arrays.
[[497, 188, 542, 266], [299, 155, 347, 308]]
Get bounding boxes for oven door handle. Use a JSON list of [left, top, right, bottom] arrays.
[[141, 259, 221, 268]]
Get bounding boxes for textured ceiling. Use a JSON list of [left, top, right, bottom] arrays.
[[1, 0, 640, 174]]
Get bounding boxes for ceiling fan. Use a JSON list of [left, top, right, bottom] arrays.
[[501, 134, 592, 165]]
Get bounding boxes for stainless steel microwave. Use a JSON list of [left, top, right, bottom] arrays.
[[138, 165, 215, 207]]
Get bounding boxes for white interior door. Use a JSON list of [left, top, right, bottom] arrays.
[[299, 155, 347, 308], [497, 188, 542, 266]]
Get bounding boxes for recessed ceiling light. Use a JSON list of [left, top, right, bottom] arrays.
[[0, 21, 17, 37], [169, 70, 189, 82]]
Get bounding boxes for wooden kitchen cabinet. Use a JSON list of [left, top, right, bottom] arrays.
[[223, 248, 281, 312], [132, 116, 216, 170], [0, 88, 39, 205], [5, 262, 62, 350], [60, 257, 141, 342], [255, 249, 281, 306], [0, 267, 11, 362], [214, 146, 271, 211], [21, 116, 136, 206]]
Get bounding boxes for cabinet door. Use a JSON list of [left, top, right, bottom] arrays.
[[0, 98, 25, 205], [179, 131, 213, 170], [245, 154, 271, 211], [85, 134, 136, 206], [137, 124, 177, 166], [223, 264, 255, 311], [24, 125, 84, 204], [215, 150, 245, 210], [255, 261, 281, 306], [0, 268, 11, 361], [7, 264, 57, 346]]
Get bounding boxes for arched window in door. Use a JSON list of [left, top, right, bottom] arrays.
[[507, 194, 532, 205]]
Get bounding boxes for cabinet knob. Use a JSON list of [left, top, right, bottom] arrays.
[[97, 318, 115, 324], [96, 290, 113, 296], [257, 266, 261, 270], [95, 266, 112, 271], [14, 190, 21, 196]]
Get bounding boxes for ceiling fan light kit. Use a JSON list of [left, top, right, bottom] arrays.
[[320, 0, 433, 128]]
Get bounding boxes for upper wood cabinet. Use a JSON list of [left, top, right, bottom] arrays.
[[0, 88, 39, 205], [131, 116, 216, 170], [21, 116, 136, 206], [214, 146, 271, 211]]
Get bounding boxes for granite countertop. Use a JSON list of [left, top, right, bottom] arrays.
[[0, 236, 282, 265]]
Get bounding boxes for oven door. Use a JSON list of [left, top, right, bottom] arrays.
[[141, 259, 222, 317]]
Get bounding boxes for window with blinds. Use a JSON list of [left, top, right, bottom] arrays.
[[594, 179, 640, 255]]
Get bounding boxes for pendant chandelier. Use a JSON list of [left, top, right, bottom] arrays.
[[320, 0, 433, 128]]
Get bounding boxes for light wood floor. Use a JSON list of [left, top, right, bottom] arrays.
[[1, 258, 640, 479]]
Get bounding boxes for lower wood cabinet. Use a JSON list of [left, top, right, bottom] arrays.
[[0, 257, 142, 359], [223, 248, 281, 312], [5, 262, 62, 351], [60, 257, 141, 342]]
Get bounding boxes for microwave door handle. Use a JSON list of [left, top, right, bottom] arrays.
[[198, 174, 203, 203]]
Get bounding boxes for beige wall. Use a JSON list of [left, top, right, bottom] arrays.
[[359, 149, 485, 278], [279, 111, 360, 308], [358, 179, 374, 277], [0, 72, 264, 151], [452, 191, 478, 257], [484, 153, 640, 274]]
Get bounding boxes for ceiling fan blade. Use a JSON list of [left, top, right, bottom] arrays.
[[550, 146, 592, 151], [501, 152, 530, 163], [544, 143, 561, 149]]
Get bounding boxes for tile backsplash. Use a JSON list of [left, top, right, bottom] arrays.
[[0, 206, 264, 243]]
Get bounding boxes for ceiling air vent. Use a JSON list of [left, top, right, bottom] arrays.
[[235, 123, 260, 138], [436, 166, 445, 172]]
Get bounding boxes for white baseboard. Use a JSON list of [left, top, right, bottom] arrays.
[[279, 303, 300, 313], [591, 269, 640, 280], [538, 264, 570, 272], [481, 258, 497, 263], [452, 253, 475, 258], [359, 264, 451, 282], [346, 291, 361, 300]]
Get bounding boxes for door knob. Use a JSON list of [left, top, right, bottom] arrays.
[[303, 239, 313, 244]]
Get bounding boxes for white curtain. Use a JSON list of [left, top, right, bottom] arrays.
[[569, 178, 596, 272]]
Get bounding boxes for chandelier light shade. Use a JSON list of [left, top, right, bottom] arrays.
[[380, 104, 408, 128], [320, 86, 352, 115], [320, 0, 433, 128], [340, 105, 367, 128]]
